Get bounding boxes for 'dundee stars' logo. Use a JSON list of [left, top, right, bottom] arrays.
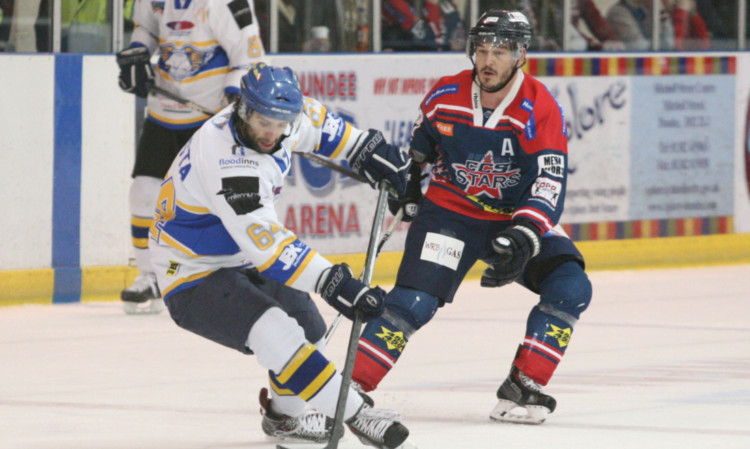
[[375, 327, 406, 352], [545, 324, 571, 348], [452, 151, 521, 198]]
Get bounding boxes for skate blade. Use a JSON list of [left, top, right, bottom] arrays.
[[122, 299, 165, 315], [277, 437, 418, 449], [490, 399, 548, 425]]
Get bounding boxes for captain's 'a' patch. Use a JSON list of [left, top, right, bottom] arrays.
[[217, 176, 261, 215], [227, 0, 254, 29]]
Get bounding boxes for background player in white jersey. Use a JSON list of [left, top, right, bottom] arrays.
[[351, 10, 593, 425], [148, 62, 414, 449], [116, 0, 265, 314]]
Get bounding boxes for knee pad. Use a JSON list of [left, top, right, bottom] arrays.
[[538, 261, 592, 320], [383, 286, 440, 337]]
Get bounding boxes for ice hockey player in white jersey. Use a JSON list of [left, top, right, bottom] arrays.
[[116, 0, 265, 314], [148, 62, 415, 449]]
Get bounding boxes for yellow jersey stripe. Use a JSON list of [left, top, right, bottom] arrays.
[[285, 249, 318, 287], [256, 236, 297, 272], [155, 66, 231, 86], [160, 232, 200, 257], [162, 270, 214, 297], [158, 39, 220, 47], [149, 109, 208, 125], [328, 122, 352, 159]]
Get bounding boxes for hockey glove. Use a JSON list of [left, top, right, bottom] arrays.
[[116, 45, 154, 98], [386, 163, 423, 222], [481, 222, 542, 288], [316, 264, 385, 320], [347, 129, 410, 194]]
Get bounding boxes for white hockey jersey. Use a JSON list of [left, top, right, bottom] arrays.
[[130, 0, 265, 129], [149, 98, 365, 300]]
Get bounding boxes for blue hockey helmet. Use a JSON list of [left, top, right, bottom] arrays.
[[238, 62, 303, 123], [467, 10, 532, 61]]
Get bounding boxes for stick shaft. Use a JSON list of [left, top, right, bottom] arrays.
[[323, 182, 390, 449]]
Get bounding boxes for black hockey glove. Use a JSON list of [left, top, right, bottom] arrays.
[[387, 163, 423, 222], [316, 264, 385, 320], [116, 45, 154, 98], [347, 129, 410, 194], [481, 222, 542, 288]]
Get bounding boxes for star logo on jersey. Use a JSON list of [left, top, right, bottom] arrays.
[[452, 151, 521, 198], [545, 324, 571, 348], [375, 327, 406, 352]]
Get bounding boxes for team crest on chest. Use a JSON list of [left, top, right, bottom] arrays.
[[452, 150, 521, 198]]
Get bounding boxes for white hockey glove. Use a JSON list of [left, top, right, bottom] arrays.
[[347, 129, 410, 195], [316, 264, 385, 320]]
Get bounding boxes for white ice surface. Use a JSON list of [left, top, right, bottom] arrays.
[[1, 265, 749, 449]]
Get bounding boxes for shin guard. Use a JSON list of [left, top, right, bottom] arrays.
[[353, 287, 439, 391], [514, 305, 575, 385]]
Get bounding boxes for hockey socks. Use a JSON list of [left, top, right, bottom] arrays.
[[353, 287, 440, 391], [514, 304, 576, 385], [353, 314, 407, 392]]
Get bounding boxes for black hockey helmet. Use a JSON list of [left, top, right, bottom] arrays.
[[467, 10, 532, 61]]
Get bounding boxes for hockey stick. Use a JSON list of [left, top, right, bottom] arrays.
[[322, 207, 404, 346], [277, 181, 391, 449], [149, 85, 369, 183], [150, 85, 215, 116]]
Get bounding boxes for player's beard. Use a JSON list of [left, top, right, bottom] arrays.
[[476, 62, 517, 93], [234, 118, 284, 154]]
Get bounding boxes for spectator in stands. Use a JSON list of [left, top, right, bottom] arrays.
[[62, 0, 111, 53], [6, 0, 47, 52], [480, 1, 556, 50], [695, 0, 735, 50], [256, 0, 339, 52], [572, 0, 626, 51], [606, 0, 675, 51], [382, 0, 444, 51], [302, 25, 331, 53], [382, 0, 464, 52], [667, 0, 709, 50], [481, 0, 625, 51]]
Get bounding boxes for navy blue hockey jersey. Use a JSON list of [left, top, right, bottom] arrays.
[[411, 69, 568, 233]]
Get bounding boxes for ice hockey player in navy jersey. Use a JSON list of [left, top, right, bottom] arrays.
[[149, 62, 416, 448], [351, 9, 593, 425]]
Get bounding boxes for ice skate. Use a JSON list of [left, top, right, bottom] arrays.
[[490, 366, 557, 424], [259, 388, 332, 443], [121, 272, 164, 315], [352, 381, 375, 407], [346, 405, 416, 449]]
